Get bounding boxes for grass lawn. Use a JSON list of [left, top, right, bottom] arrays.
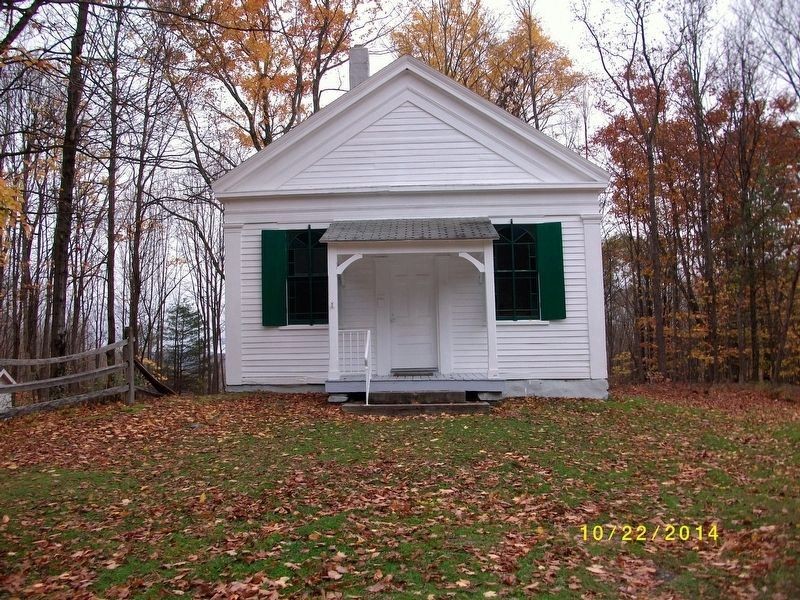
[[1, 385, 798, 599]]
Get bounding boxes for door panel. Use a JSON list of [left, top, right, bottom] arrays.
[[389, 257, 438, 370]]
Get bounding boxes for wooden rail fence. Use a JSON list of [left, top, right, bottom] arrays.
[[0, 338, 135, 419]]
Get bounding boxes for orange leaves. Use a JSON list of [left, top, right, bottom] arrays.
[[391, 0, 499, 91], [391, 0, 584, 132], [598, 12, 800, 384], [0, 177, 21, 269], [489, 9, 584, 130], [0, 177, 20, 229], [162, 0, 368, 149]]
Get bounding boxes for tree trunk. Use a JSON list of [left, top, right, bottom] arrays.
[[50, 0, 89, 369], [748, 246, 760, 380], [645, 142, 667, 377], [773, 246, 800, 381], [107, 1, 122, 369]]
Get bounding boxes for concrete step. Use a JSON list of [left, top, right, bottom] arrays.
[[369, 391, 466, 405], [342, 402, 491, 416], [477, 391, 504, 403]]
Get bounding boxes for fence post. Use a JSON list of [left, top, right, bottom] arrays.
[[123, 327, 135, 405]]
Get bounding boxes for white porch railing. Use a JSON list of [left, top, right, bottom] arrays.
[[339, 329, 372, 404]]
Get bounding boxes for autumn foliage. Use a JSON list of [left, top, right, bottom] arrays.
[[159, 0, 382, 149], [391, 0, 585, 135], [0, 0, 798, 390], [596, 14, 800, 384]]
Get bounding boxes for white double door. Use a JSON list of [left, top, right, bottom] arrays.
[[388, 256, 438, 371]]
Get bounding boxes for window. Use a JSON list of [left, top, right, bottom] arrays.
[[286, 228, 328, 325], [493, 223, 540, 320]]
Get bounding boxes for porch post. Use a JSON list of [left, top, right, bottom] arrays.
[[327, 245, 340, 380], [484, 241, 498, 377], [436, 255, 453, 375], [374, 256, 391, 376]]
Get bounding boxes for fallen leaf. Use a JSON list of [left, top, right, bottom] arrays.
[[586, 564, 605, 575]]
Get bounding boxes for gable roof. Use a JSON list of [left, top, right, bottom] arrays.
[[213, 56, 609, 199]]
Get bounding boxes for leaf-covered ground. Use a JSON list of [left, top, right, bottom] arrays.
[[1, 385, 798, 599]]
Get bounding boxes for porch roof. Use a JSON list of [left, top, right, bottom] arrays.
[[321, 217, 499, 243]]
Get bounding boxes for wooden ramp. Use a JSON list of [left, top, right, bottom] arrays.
[[134, 358, 176, 396]]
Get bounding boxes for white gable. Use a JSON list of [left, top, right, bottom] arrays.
[[283, 101, 536, 189], [213, 57, 609, 198]]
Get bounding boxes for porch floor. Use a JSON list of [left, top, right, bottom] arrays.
[[325, 372, 505, 394]]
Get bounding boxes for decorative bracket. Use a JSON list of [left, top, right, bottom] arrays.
[[336, 253, 363, 275], [458, 252, 485, 273]]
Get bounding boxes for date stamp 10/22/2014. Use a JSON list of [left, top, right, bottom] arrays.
[[580, 523, 719, 543]]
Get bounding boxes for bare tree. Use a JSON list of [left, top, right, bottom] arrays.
[[50, 0, 90, 365], [679, 0, 719, 379], [746, 0, 800, 106], [578, 0, 683, 378]]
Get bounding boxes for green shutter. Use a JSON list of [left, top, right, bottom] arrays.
[[262, 230, 287, 326], [536, 222, 566, 320]]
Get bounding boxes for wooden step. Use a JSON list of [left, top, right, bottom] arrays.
[[390, 368, 436, 376], [341, 402, 491, 416], [369, 391, 466, 404]]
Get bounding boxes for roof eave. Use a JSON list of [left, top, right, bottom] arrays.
[[215, 181, 609, 202]]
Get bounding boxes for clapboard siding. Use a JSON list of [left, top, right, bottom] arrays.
[[239, 227, 328, 383], [283, 102, 536, 189], [235, 213, 593, 384], [447, 257, 488, 373], [497, 218, 591, 379]]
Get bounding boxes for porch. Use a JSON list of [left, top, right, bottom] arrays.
[[322, 218, 501, 391], [325, 371, 505, 394]]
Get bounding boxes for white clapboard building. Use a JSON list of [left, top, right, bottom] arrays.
[[214, 49, 609, 399]]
